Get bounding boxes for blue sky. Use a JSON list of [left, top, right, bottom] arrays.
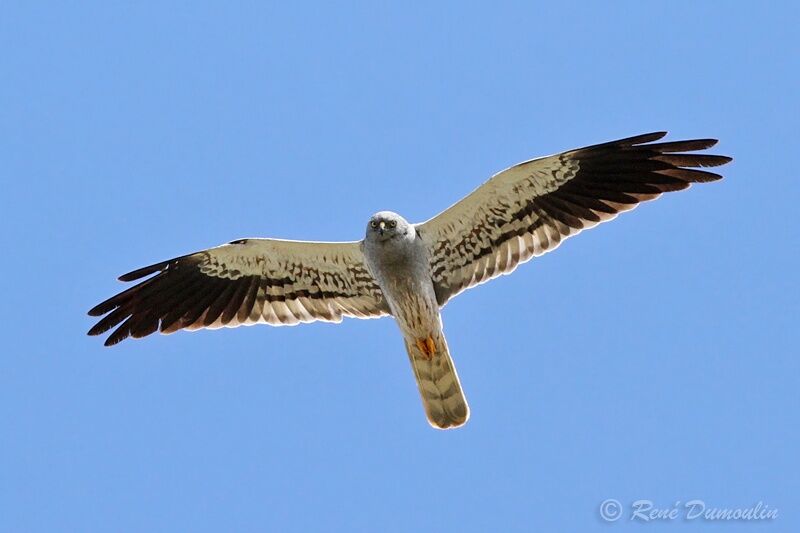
[[2, 2, 798, 531]]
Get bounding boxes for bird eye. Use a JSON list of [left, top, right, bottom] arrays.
[[389, 221, 397, 228], [370, 221, 378, 228]]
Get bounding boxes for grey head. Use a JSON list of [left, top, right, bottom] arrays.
[[364, 211, 415, 244]]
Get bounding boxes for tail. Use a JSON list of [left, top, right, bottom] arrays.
[[403, 331, 469, 429]]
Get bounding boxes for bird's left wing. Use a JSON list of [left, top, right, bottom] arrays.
[[417, 132, 731, 306], [88, 238, 389, 346]]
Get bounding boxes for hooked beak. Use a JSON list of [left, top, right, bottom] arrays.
[[379, 220, 386, 235]]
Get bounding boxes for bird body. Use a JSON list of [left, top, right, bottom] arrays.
[[362, 211, 469, 428], [88, 132, 731, 429], [362, 212, 436, 341]]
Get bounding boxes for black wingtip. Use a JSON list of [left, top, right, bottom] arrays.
[[118, 252, 201, 282], [104, 335, 124, 347], [627, 131, 668, 145], [104, 320, 132, 346], [644, 131, 668, 141], [693, 138, 719, 149], [118, 261, 168, 282], [576, 131, 669, 153], [695, 154, 732, 167], [88, 300, 114, 317]]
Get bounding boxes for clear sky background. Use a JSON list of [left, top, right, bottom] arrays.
[[2, 2, 798, 532]]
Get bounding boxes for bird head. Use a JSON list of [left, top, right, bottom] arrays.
[[366, 211, 411, 242]]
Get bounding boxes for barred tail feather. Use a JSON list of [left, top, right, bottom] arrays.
[[404, 332, 469, 429]]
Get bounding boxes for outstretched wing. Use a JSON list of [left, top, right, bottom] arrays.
[[88, 238, 388, 346], [417, 132, 731, 305]]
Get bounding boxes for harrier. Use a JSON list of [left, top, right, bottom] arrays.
[[88, 132, 731, 429]]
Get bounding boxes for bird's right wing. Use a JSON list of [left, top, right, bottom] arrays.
[[88, 238, 389, 346]]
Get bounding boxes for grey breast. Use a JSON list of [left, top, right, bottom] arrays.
[[366, 236, 439, 336]]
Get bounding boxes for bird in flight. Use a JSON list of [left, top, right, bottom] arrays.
[[88, 132, 731, 429]]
